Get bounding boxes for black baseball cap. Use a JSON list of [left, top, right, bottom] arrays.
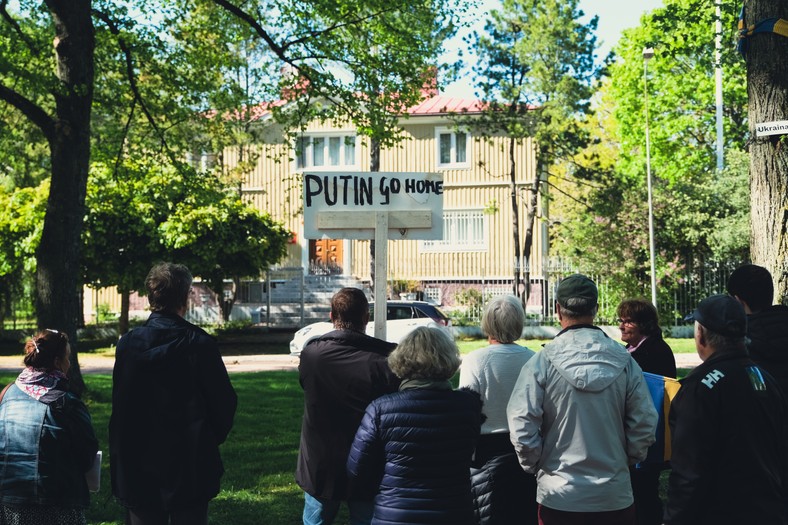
[[685, 294, 747, 338], [556, 274, 598, 308]]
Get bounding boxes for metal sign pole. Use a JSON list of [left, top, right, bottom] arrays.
[[374, 211, 389, 341]]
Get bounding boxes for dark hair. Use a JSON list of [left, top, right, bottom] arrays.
[[558, 297, 597, 319], [331, 287, 369, 331], [727, 264, 773, 312], [24, 330, 69, 370], [617, 299, 661, 336], [146, 263, 193, 313]]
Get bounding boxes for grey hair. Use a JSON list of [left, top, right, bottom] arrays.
[[388, 326, 460, 380], [481, 295, 525, 344], [700, 323, 746, 354], [559, 297, 598, 319]]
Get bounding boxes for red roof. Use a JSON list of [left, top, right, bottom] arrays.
[[407, 94, 484, 115], [226, 93, 485, 122]]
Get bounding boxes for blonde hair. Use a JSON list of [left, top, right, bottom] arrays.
[[388, 326, 460, 380], [481, 295, 525, 344]]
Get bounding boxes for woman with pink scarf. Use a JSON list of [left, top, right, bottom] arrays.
[[0, 330, 98, 525]]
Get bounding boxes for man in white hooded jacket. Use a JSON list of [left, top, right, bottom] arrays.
[[507, 274, 657, 524]]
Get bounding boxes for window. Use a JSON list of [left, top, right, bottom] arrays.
[[435, 127, 470, 168], [420, 210, 487, 252], [295, 134, 356, 170]]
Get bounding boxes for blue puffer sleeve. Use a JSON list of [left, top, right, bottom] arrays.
[[347, 399, 385, 491]]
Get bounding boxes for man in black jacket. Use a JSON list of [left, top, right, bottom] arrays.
[[727, 263, 788, 393], [665, 294, 788, 525], [109, 263, 237, 525], [296, 287, 400, 525]]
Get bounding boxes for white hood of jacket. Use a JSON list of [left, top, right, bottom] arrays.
[[542, 326, 631, 392]]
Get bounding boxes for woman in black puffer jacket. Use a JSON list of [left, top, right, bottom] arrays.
[[347, 326, 483, 525]]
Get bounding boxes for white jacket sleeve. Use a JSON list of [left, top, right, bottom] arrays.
[[624, 361, 659, 464], [507, 358, 544, 473], [458, 351, 480, 392]]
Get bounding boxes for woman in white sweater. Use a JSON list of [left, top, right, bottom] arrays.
[[459, 295, 537, 525]]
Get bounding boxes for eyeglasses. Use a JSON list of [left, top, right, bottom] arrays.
[[616, 318, 637, 326]]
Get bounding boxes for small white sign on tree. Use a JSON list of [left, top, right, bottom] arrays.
[[303, 171, 444, 339]]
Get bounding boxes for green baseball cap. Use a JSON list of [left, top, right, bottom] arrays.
[[556, 274, 598, 308]]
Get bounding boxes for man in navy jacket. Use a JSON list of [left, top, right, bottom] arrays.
[[665, 294, 788, 525], [110, 263, 237, 525], [296, 287, 400, 525]]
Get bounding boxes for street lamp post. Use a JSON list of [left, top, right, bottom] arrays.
[[643, 47, 658, 309]]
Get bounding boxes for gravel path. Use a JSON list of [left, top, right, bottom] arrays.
[[0, 352, 702, 375], [0, 354, 301, 375]]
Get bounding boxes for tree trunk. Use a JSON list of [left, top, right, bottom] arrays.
[[119, 288, 131, 335], [369, 137, 381, 297], [220, 277, 240, 323], [35, 1, 95, 395], [509, 136, 523, 297], [521, 159, 544, 310], [745, 0, 788, 302]]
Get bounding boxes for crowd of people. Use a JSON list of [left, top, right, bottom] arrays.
[[297, 266, 788, 525], [0, 262, 786, 525]]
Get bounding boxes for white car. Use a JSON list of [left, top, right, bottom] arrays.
[[289, 301, 451, 357]]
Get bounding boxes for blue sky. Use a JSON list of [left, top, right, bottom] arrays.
[[443, 0, 664, 97]]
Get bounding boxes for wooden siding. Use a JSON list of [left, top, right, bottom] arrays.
[[223, 139, 303, 267]]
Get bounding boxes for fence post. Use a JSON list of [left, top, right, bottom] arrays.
[[266, 270, 272, 326]]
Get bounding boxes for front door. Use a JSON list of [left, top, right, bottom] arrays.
[[309, 239, 343, 274]]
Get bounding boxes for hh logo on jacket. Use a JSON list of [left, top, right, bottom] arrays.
[[701, 370, 725, 389]]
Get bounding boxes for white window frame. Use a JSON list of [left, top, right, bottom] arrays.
[[294, 133, 358, 171], [435, 126, 470, 169], [420, 209, 487, 252]]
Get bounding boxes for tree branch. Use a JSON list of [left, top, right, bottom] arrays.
[[113, 99, 136, 177], [282, 6, 400, 53], [92, 9, 178, 164], [0, 0, 40, 55], [210, 0, 291, 63], [543, 178, 593, 211], [549, 172, 604, 190], [0, 83, 55, 142]]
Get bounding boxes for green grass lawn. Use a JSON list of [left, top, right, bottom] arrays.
[[0, 371, 306, 525]]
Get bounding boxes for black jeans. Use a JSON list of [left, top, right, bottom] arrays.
[[125, 501, 209, 525]]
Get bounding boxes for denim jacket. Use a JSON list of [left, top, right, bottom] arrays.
[[0, 383, 99, 508]]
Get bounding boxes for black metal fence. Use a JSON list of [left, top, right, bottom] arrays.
[[230, 259, 737, 329]]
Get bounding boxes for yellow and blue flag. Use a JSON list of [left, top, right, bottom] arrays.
[[637, 371, 681, 469]]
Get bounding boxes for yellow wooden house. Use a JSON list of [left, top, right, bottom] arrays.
[[221, 92, 551, 312]]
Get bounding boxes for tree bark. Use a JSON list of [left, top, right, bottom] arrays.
[[369, 137, 381, 297], [521, 160, 543, 310], [119, 288, 130, 335], [509, 136, 523, 298], [35, 1, 95, 394], [745, 0, 788, 302]]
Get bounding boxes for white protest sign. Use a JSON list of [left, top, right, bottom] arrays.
[[303, 172, 444, 240]]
